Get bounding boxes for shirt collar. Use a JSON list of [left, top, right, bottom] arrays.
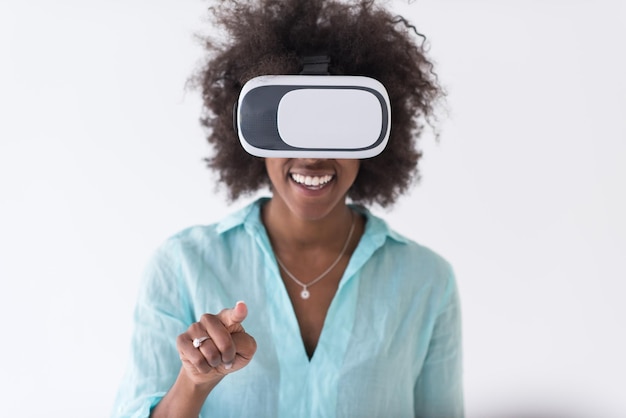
[[215, 197, 269, 235], [216, 197, 408, 246]]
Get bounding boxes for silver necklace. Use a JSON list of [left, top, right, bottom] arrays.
[[275, 212, 356, 300]]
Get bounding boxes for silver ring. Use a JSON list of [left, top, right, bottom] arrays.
[[192, 336, 210, 348]]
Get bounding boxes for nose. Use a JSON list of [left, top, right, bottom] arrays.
[[299, 158, 331, 166]]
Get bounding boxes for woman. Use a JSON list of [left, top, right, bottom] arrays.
[[112, 0, 463, 417]]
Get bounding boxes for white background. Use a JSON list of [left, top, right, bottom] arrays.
[[1, 1, 625, 417]]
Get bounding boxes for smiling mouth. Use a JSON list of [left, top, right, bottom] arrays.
[[290, 173, 334, 189]]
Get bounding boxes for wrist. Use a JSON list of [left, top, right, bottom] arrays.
[[179, 368, 224, 395], [150, 369, 223, 418]]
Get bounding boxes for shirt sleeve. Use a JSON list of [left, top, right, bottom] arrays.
[[111, 240, 194, 418], [413, 267, 464, 418]]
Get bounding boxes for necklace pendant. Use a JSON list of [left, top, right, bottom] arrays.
[[300, 288, 310, 299]]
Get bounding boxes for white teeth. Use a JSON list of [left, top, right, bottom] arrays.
[[291, 173, 333, 187]]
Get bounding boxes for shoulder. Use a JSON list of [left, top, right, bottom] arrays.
[[148, 224, 221, 270], [359, 207, 453, 275], [155, 198, 265, 262], [138, 200, 265, 302], [396, 234, 454, 280], [357, 208, 457, 304]]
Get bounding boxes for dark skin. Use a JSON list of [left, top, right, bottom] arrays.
[[150, 158, 365, 417], [265, 199, 365, 359], [262, 157, 365, 358], [150, 302, 256, 418]]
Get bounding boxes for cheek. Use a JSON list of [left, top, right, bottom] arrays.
[[343, 160, 361, 183], [264, 159, 286, 181]]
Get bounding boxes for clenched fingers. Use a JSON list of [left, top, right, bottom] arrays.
[[198, 314, 237, 366], [177, 301, 255, 379]]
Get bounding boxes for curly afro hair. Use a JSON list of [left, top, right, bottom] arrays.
[[194, 0, 443, 207]]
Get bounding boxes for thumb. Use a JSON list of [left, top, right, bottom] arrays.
[[218, 300, 248, 327], [231, 300, 248, 323]]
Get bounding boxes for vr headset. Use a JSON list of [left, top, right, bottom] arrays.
[[234, 57, 390, 159]]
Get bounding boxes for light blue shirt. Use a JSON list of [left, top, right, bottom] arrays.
[[112, 198, 463, 418]]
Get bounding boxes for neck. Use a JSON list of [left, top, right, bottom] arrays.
[[261, 197, 354, 251]]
